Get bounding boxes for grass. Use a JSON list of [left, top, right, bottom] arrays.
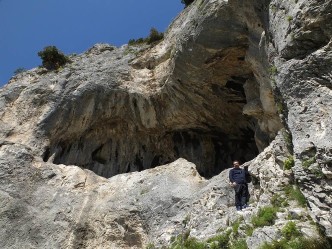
[[232, 218, 243, 236], [281, 129, 293, 154], [145, 243, 156, 249], [251, 206, 278, 227], [281, 221, 301, 240], [271, 193, 289, 208], [207, 230, 231, 249], [287, 16, 293, 22], [311, 167, 324, 178], [269, 65, 278, 76], [244, 225, 254, 236], [284, 185, 306, 207], [183, 214, 191, 227], [229, 239, 248, 249], [260, 236, 331, 249], [284, 156, 294, 170], [169, 231, 207, 249], [302, 157, 316, 169], [277, 102, 284, 114]]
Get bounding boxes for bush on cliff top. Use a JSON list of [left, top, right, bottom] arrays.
[[182, 0, 195, 7], [38, 46, 70, 70], [128, 27, 164, 46]]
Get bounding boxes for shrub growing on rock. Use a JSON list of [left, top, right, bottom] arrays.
[[13, 67, 27, 75], [284, 156, 294, 170], [147, 28, 164, 44], [281, 221, 301, 240], [284, 185, 306, 207], [128, 28, 163, 46], [251, 206, 278, 227], [37, 46, 70, 70], [181, 0, 195, 7]]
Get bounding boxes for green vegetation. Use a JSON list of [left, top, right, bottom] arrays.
[[169, 231, 207, 249], [181, 0, 195, 7], [244, 225, 254, 236], [128, 38, 146, 46], [232, 218, 243, 237], [230, 239, 248, 249], [183, 214, 191, 227], [260, 234, 330, 249], [37, 46, 70, 70], [302, 157, 316, 169], [311, 167, 324, 178], [13, 67, 27, 75], [271, 193, 289, 208], [284, 156, 294, 170], [270, 4, 277, 13], [128, 27, 164, 46], [287, 16, 293, 22], [281, 221, 301, 240], [277, 102, 284, 114], [147, 28, 164, 44], [269, 65, 278, 76], [145, 243, 156, 249], [284, 185, 306, 207], [281, 129, 293, 154], [301, 156, 324, 177], [207, 230, 231, 249], [251, 206, 278, 227]]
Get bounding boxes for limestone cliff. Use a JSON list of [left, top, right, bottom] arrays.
[[0, 0, 331, 248]]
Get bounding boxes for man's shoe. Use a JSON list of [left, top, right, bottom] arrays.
[[236, 206, 242, 211], [242, 204, 249, 209]]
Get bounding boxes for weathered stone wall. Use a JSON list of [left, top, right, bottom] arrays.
[[0, 0, 331, 247]]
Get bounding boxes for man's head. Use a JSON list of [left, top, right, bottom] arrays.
[[233, 161, 240, 168]]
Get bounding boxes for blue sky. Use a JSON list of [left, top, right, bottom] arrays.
[[0, 0, 184, 86]]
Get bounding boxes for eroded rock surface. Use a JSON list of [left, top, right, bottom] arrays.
[[0, 0, 332, 248]]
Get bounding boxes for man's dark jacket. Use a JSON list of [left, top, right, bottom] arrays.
[[229, 168, 248, 184]]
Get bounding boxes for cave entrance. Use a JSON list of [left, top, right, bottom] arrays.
[[45, 125, 259, 178], [43, 70, 261, 178]]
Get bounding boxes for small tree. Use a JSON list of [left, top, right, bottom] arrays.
[[147, 28, 164, 44], [181, 0, 195, 7], [37, 46, 70, 70]]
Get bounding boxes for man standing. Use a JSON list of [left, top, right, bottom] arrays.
[[229, 160, 250, 211]]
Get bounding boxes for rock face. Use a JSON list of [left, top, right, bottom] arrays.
[[0, 0, 332, 248]]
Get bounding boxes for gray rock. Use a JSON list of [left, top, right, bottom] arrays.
[[0, 0, 331, 247]]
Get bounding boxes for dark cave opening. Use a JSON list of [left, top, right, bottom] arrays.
[[46, 123, 259, 179]]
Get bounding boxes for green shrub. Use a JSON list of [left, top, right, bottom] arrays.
[[128, 38, 145, 45], [260, 237, 330, 249], [281, 221, 301, 240], [251, 206, 278, 227], [37, 46, 70, 70], [284, 156, 294, 170], [244, 225, 254, 236], [271, 194, 289, 208], [302, 157, 316, 169], [13, 67, 27, 75], [207, 230, 231, 248], [230, 239, 248, 249], [181, 0, 195, 7], [169, 231, 207, 249], [232, 218, 243, 236], [284, 185, 306, 207], [269, 65, 278, 75], [147, 27, 164, 44], [128, 28, 163, 46], [145, 243, 156, 249], [287, 16, 293, 22]]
